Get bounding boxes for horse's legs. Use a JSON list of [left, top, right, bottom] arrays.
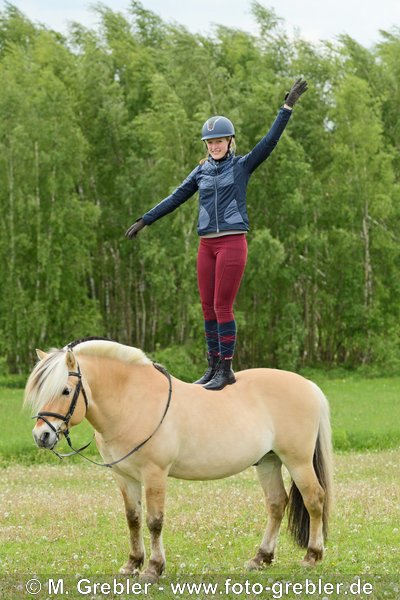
[[140, 467, 168, 583], [290, 463, 325, 566], [247, 453, 288, 570], [115, 475, 145, 575]]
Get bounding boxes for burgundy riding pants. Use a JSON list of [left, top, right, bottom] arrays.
[[197, 234, 248, 323]]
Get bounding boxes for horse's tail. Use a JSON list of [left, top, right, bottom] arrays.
[[287, 382, 334, 548]]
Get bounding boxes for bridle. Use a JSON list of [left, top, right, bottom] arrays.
[[32, 357, 172, 469], [33, 364, 91, 460]]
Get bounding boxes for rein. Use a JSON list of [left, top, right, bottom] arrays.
[[34, 361, 172, 469]]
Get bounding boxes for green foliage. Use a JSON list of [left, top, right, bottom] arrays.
[[0, 4, 400, 374], [152, 344, 200, 382], [0, 373, 26, 388]]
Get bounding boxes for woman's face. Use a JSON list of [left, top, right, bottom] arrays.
[[206, 137, 230, 160]]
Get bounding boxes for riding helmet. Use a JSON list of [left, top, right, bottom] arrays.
[[201, 116, 235, 140]]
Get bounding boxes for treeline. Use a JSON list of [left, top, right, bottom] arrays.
[[1, 2, 400, 375]]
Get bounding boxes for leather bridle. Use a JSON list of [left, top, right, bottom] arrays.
[[33, 365, 91, 460]]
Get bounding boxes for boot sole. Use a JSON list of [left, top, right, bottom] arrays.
[[203, 379, 236, 391]]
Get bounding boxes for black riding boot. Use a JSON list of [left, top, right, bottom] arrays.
[[193, 354, 220, 384], [203, 358, 236, 391]]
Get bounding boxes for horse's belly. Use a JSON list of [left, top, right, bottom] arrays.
[[168, 462, 257, 481], [168, 432, 273, 481]]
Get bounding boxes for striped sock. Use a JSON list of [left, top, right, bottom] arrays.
[[204, 320, 219, 356], [218, 320, 236, 359]]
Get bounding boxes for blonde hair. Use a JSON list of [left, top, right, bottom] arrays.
[[199, 137, 236, 165]]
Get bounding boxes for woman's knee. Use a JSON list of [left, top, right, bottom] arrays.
[[214, 306, 234, 322], [202, 302, 217, 321]]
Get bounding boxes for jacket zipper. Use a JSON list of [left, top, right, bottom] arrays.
[[214, 163, 219, 232]]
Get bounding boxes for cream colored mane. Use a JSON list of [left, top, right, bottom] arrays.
[[71, 339, 151, 366], [24, 340, 151, 413]]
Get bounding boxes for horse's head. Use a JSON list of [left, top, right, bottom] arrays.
[[24, 348, 90, 452]]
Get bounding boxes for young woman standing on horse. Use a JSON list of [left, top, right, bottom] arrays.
[[126, 78, 308, 390]]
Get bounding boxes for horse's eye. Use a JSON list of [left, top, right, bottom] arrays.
[[62, 387, 71, 396]]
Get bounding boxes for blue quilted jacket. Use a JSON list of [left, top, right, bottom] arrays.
[[142, 107, 292, 236]]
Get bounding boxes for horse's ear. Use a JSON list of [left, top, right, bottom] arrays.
[[66, 349, 77, 371], [36, 349, 48, 361]]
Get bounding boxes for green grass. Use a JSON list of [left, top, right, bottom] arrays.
[[0, 388, 98, 466], [0, 451, 399, 599], [310, 375, 400, 451]]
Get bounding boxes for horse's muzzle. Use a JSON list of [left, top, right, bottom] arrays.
[[33, 424, 59, 450]]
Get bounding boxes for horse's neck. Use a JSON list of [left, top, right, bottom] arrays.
[[77, 355, 144, 436], [78, 355, 134, 434]]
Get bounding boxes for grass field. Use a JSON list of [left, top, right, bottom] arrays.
[[0, 452, 399, 599], [311, 375, 400, 450], [0, 375, 399, 599]]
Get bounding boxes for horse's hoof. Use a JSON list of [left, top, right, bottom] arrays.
[[301, 558, 316, 568], [301, 547, 323, 567], [139, 571, 159, 584], [246, 550, 274, 571], [246, 559, 262, 571]]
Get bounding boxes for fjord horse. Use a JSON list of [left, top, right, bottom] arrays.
[[24, 339, 333, 582]]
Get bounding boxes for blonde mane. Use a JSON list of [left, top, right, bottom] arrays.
[[24, 340, 151, 413], [71, 339, 151, 366]]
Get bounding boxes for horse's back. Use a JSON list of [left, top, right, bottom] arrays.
[[226, 367, 321, 412], [175, 366, 322, 426], [167, 367, 323, 479]]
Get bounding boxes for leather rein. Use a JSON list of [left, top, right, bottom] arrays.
[[33, 361, 172, 469]]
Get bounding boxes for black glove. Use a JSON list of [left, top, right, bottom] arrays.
[[284, 78, 308, 108], [125, 218, 146, 239]]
